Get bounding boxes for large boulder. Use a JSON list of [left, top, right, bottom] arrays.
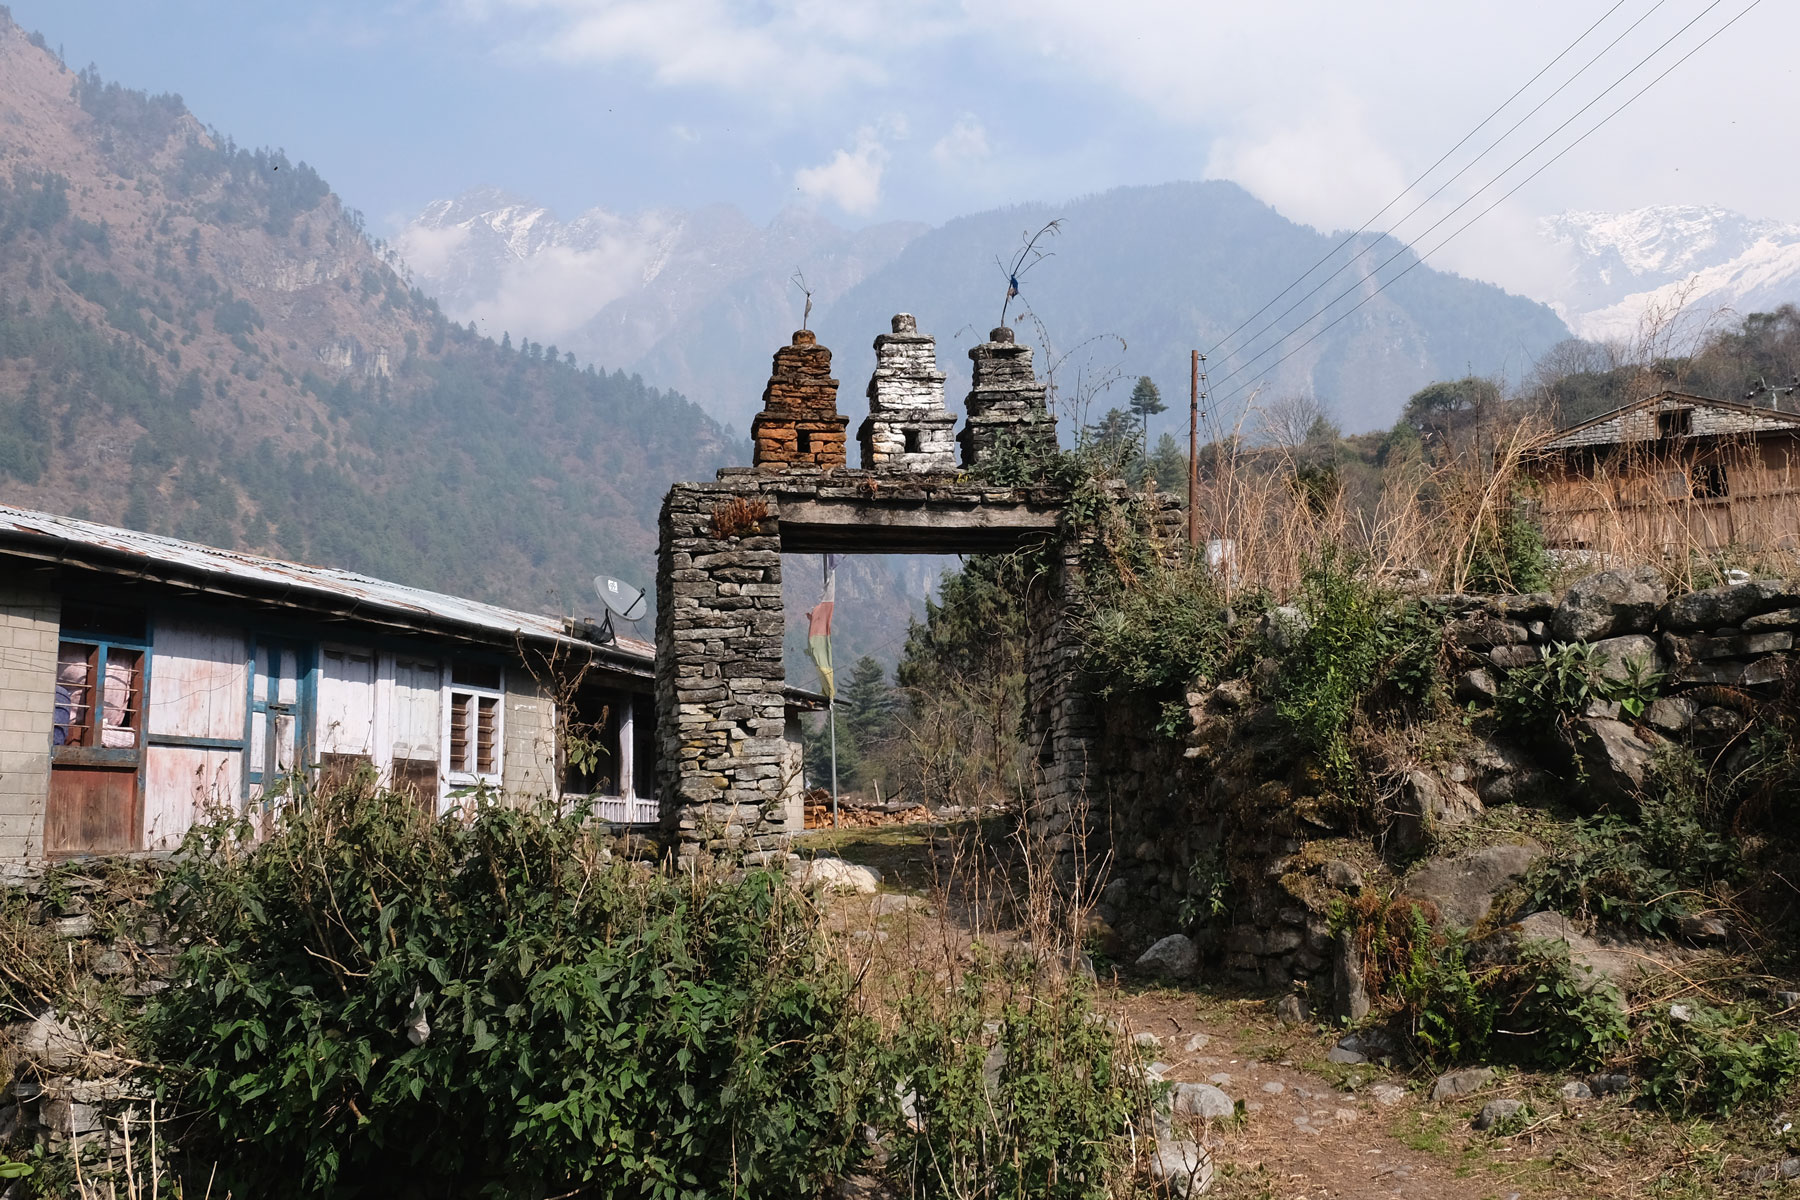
[[1552, 568, 1667, 642], [1136, 933, 1198, 978], [1662, 580, 1800, 631], [18, 1010, 88, 1073], [1170, 1082, 1236, 1119], [1587, 634, 1663, 682], [1403, 843, 1544, 928], [789, 857, 881, 894], [1391, 769, 1483, 847], [1567, 717, 1662, 807], [1478, 910, 1639, 993]]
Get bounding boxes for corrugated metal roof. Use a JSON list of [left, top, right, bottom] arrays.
[[0, 502, 654, 666]]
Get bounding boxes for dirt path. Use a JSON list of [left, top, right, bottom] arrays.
[[803, 824, 1774, 1199], [1108, 993, 1521, 1200]]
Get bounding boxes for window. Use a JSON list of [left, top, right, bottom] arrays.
[[1658, 408, 1692, 438], [797, 428, 813, 454], [54, 641, 144, 748], [903, 428, 923, 454], [448, 691, 500, 776], [1692, 462, 1729, 499]]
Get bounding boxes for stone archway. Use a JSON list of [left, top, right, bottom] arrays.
[[653, 316, 1098, 866]]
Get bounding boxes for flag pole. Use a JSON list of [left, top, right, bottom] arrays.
[[826, 555, 838, 830]]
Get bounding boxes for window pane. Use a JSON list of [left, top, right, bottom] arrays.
[[476, 696, 498, 775], [250, 711, 266, 774], [60, 603, 146, 641], [451, 659, 501, 690], [55, 643, 94, 746], [449, 692, 470, 773], [100, 648, 142, 748]]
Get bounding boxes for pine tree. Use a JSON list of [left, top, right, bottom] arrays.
[[843, 655, 896, 747], [1128, 375, 1167, 446], [1148, 432, 1186, 493]]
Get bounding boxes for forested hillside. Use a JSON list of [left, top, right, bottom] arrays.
[[0, 9, 739, 612]]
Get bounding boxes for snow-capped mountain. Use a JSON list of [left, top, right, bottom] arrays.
[[397, 192, 927, 430], [1544, 205, 1800, 343]]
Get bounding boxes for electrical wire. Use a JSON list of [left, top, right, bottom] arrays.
[[1207, 0, 1737, 397], [1210, 0, 1675, 374], [1201, 0, 1634, 362], [1206, 0, 1765, 411]]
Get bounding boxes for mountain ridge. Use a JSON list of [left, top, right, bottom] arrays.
[[403, 180, 1573, 434], [0, 9, 738, 615]]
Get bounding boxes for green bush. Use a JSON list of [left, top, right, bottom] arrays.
[[1389, 908, 1625, 1070], [1463, 492, 1552, 594], [148, 785, 869, 1199], [1081, 561, 1249, 704], [1274, 552, 1440, 785], [1523, 752, 1736, 936], [1641, 1005, 1800, 1117], [877, 960, 1146, 1200]]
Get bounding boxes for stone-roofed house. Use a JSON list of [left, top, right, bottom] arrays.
[[1528, 389, 1800, 552]]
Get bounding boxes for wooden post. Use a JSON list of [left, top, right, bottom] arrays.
[[1188, 349, 1200, 549]]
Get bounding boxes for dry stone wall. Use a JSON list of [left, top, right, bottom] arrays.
[[1091, 570, 1800, 1003], [1, 865, 172, 1171]]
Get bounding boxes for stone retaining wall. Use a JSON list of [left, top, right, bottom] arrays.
[[1091, 569, 1799, 999], [1, 863, 172, 1171]]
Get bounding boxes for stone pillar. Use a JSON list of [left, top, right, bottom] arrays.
[[958, 326, 1057, 467], [858, 314, 957, 472], [1023, 544, 1098, 882], [655, 480, 794, 867], [750, 330, 849, 471]]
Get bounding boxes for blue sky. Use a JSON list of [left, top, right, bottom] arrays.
[[9, 0, 1798, 298]]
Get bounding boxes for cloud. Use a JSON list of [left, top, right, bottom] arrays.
[[794, 130, 887, 215], [932, 115, 989, 167], [464, 0, 963, 98]]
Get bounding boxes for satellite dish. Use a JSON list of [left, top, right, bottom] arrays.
[[594, 576, 648, 623]]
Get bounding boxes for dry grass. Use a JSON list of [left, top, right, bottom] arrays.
[[1171, 409, 1800, 603]]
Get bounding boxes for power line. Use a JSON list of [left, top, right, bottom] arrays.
[[1201, 0, 1634, 362], [1211, 0, 1674, 373], [1208, 0, 1765, 411], [1208, 0, 1734, 397]]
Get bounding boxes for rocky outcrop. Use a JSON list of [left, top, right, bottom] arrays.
[[1403, 843, 1543, 927]]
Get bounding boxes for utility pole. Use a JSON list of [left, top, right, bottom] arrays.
[[1188, 350, 1201, 550]]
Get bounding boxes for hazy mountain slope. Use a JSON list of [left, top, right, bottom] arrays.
[[399, 193, 928, 433], [408, 181, 1569, 436], [812, 182, 1571, 434], [1545, 205, 1800, 343], [0, 10, 738, 614]]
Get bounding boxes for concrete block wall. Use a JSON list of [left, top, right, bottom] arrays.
[[501, 673, 559, 801], [0, 569, 58, 868]]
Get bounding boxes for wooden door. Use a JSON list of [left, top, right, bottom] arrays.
[[45, 765, 140, 854]]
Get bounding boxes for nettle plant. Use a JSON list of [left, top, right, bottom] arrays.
[[1495, 641, 1664, 730]]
